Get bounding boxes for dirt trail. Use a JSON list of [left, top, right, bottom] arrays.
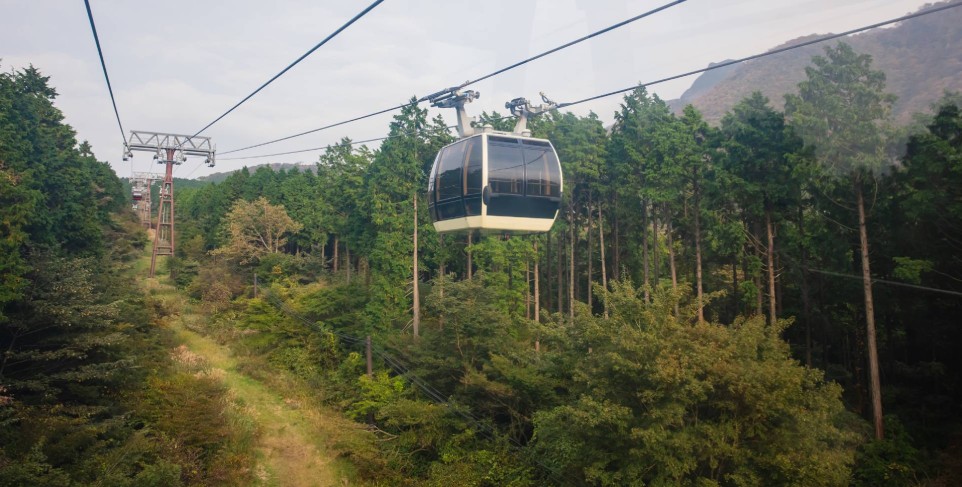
[[173, 322, 345, 486], [144, 271, 358, 486]]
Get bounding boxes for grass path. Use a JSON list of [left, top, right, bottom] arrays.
[[141, 257, 362, 486], [172, 319, 347, 486]]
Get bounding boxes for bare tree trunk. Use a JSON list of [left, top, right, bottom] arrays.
[[439, 235, 445, 329], [694, 175, 704, 324], [569, 209, 575, 322], [546, 232, 552, 314], [333, 236, 339, 273], [776, 252, 784, 316], [799, 206, 813, 367], [587, 197, 594, 310], [598, 204, 608, 319], [346, 246, 352, 284], [439, 235, 445, 279], [766, 207, 777, 324], [412, 196, 420, 339], [525, 260, 531, 320], [557, 227, 564, 315], [642, 201, 651, 303], [755, 275, 764, 316], [534, 241, 541, 323], [613, 200, 621, 282], [666, 205, 679, 317], [732, 258, 739, 321], [856, 182, 883, 440], [652, 204, 661, 288], [466, 232, 473, 280]]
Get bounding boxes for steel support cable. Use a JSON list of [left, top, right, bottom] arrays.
[[83, 0, 126, 142], [760, 225, 962, 299], [213, 2, 962, 165], [217, 125, 458, 161], [189, 0, 387, 140], [218, 0, 688, 156], [175, 0, 386, 178], [555, 1, 962, 109], [457, 0, 687, 89]]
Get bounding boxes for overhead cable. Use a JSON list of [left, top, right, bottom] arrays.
[[217, 125, 457, 161], [213, 2, 961, 165], [83, 0, 126, 142], [218, 0, 688, 156], [556, 1, 962, 109], [189, 0, 387, 139]]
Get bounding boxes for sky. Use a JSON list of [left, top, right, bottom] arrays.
[[0, 0, 935, 178]]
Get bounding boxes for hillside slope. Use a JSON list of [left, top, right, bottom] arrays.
[[670, 2, 962, 124]]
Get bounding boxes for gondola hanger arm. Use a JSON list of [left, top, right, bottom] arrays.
[[427, 85, 479, 139]]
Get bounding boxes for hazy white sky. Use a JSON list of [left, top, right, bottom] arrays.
[[1, 0, 933, 178]]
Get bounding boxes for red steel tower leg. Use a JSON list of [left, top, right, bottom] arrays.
[[149, 148, 177, 278]]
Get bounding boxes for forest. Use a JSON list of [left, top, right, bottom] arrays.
[[2, 41, 962, 486]]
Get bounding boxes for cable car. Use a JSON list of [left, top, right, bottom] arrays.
[[427, 89, 562, 234], [132, 189, 143, 201]]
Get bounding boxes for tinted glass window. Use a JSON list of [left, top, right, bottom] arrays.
[[464, 137, 483, 195], [438, 142, 465, 202], [428, 153, 439, 200], [524, 146, 561, 197], [488, 140, 524, 195]]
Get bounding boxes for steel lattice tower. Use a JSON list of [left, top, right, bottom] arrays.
[[123, 131, 214, 277], [132, 171, 161, 228]]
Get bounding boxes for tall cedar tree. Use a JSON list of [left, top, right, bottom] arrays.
[[720, 92, 805, 324], [785, 42, 895, 440]]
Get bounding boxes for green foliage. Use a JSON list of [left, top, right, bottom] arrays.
[[532, 281, 860, 486], [852, 416, 921, 486], [785, 42, 896, 179], [0, 442, 70, 487], [349, 370, 406, 421]]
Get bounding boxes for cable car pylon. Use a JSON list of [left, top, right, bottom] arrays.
[[123, 131, 215, 277], [132, 171, 162, 228], [426, 88, 562, 234]]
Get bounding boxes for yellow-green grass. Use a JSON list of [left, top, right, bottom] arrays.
[[137, 249, 370, 486]]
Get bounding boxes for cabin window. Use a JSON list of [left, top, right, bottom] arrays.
[[463, 137, 483, 215], [523, 144, 560, 197], [436, 140, 467, 219], [487, 139, 524, 195]]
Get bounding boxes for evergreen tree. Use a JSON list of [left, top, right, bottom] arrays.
[[785, 42, 896, 439]]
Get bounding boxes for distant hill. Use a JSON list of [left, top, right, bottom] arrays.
[[197, 163, 316, 183], [669, 2, 962, 124]]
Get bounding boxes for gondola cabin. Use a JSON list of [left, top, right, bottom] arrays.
[[132, 189, 143, 201], [428, 131, 562, 234]]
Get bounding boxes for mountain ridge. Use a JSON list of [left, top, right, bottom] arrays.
[[668, 2, 962, 124]]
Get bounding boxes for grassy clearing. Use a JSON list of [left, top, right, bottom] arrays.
[[139, 256, 368, 486]]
